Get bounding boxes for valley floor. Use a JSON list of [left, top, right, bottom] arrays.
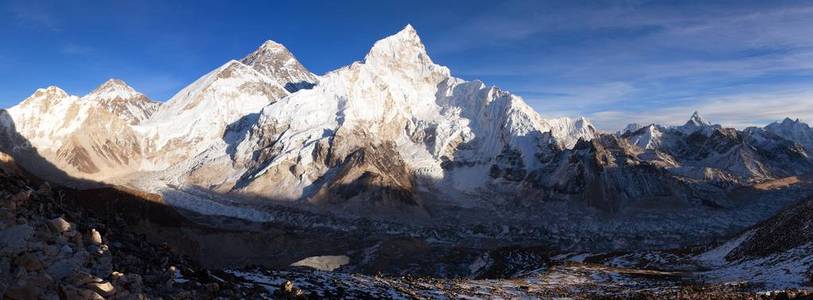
[[227, 263, 812, 299]]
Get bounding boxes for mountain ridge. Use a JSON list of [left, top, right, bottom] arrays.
[[1, 24, 811, 224]]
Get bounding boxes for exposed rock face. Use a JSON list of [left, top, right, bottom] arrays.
[[526, 135, 693, 211]]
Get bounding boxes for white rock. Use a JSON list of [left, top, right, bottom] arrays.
[[290, 255, 350, 271], [85, 281, 115, 297], [48, 218, 71, 233], [88, 229, 102, 245]]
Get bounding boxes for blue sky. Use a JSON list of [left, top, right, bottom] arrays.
[[2, 0, 813, 130]]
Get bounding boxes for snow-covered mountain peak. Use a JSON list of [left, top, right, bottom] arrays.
[[620, 123, 645, 135], [6, 86, 84, 151], [365, 24, 424, 59], [765, 117, 813, 155], [782, 117, 798, 124], [627, 124, 663, 149], [769, 117, 812, 135], [84, 78, 143, 101], [686, 111, 711, 127], [36, 86, 69, 98], [679, 111, 719, 135], [402, 23, 416, 34], [363, 24, 449, 77], [574, 116, 591, 127], [546, 117, 599, 148], [79, 78, 159, 125], [26, 86, 70, 102], [258, 40, 286, 52], [775, 117, 809, 129], [140, 58, 291, 164], [14, 86, 75, 112], [241, 40, 317, 92], [156, 60, 263, 112]]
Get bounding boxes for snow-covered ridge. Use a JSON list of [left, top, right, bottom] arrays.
[[0, 25, 616, 206], [136, 57, 300, 170], [202, 24, 602, 201], [619, 112, 813, 182]]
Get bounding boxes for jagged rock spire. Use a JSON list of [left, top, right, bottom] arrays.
[[686, 111, 711, 127]]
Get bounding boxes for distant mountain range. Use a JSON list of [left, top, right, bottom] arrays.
[[1, 24, 812, 239]]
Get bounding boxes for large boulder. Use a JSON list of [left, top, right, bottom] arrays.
[[48, 217, 71, 233]]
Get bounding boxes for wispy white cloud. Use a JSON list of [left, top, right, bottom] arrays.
[[431, 2, 813, 131], [61, 43, 93, 55], [588, 85, 813, 131], [6, 0, 60, 31], [521, 81, 638, 116]]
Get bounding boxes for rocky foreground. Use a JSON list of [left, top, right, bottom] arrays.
[[3, 156, 813, 299], [0, 162, 276, 299]]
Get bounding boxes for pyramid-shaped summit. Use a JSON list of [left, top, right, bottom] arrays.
[[241, 39, 318, 92], [686, 111, 711, 127], [362, 24, 443, 72], [85, 78, 144, 101]]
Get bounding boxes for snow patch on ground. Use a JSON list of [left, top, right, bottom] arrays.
[[695, 230, 754, 266], [160, 187, 275, 222], [290, 255, 350, 271], [699, 243, 813, 290]]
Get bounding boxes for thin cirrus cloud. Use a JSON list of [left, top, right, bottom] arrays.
[[2, 0, 812, 129], [589, 85, 813, 131], [520, 82, 638, 115], [428, 1, 813, 131], [60, 44, 94, 56], [6, 0, 60, 31]]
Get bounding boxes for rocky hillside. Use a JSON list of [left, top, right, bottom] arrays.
[[691, 195, 813, 289], [0, 153, 278, 298]]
